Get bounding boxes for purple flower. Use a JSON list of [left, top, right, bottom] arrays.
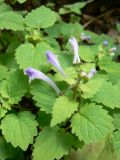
[[103, 40, 108, 46], [24, 67, 61, 95], [46, 51, 66, 77], [87, 68, 97, 79], [68, 37, 81, 64]]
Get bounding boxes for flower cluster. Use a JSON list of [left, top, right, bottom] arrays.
[[24, 37, 96, 95]]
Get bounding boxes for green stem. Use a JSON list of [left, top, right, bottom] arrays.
[[73, 76, 81, 99]]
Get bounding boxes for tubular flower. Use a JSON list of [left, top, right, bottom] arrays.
[[68, 37, 81, 64], [46, 51, 66, 77], [87, 69, 97, 79], [24, 67, 61, 95]]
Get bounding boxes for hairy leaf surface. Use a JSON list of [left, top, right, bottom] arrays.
[[25, 6, 57, 28], [51, 96, 78, 126], [71, 103, 113, 143], [32, 127, 75, 160], [1, 111, 38, 150], [0, 11, 24, 30]]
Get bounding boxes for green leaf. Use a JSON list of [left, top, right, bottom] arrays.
[[25, 6, 57, 29], [44, 37, 60, 50], [92, 81, 120, 109], [113, 131, 120, 159], [0, 3, 12, 13], [30, 81, 57, 113], [98, 57, 115, 73], [0, 107, 7, 119], [0, 11, 24, 31], [54, 67, 77, 85], [58, 8, 70, 15], [0, 65, 8, 80], [61, 23, 83, 38], [6, 35, 21, 54], [88, 33, 113, 46], [80, 63, 95, 73], [1, 52, 18, 69], [17, 0, 27, 4], [0, 136, 18, 160], [32, 127, 75, 160], [15, 42, 55, 70], [113, 112, 120, 130], [58, 51, 73, 68], [44, 22, 63, 38], [37, 111, 51, 128], [80, 78, 105, 99], [64, 2, 86, 15], [51, 96, 78, 126], [1, 70, 28, 105], [0, 0, 4, 4], [0, 137, 12, 159], [71, 103, 113, 144], [80, 46, 96, 62], [15, 43, 39, 69], [108, 72, 120, 84], [1, 111, 38, 150], [98, 56, 120, 83]]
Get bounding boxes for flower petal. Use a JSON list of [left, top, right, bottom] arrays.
[[46, 51, 66, 77], [87, 69, 97, 79], [68, 37, 81, 64], [24, 67, 61, 95]]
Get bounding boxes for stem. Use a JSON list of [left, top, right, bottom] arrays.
[[73, 76, 81, 99]]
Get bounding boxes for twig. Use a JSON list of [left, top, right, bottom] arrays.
[[83, 9, 116, 29]]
